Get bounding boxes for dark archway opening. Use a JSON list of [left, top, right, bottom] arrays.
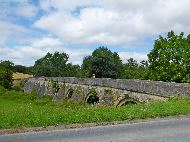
[[86, 89, 99, 104], [120, 101, 136, 106], [116, 98, 137, 107], [67, 89, 74, 99], [55, 87, 60, 93], [87, 95, 99, 104]]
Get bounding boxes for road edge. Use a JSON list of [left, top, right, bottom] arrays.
[[1, 115, 190, 135]]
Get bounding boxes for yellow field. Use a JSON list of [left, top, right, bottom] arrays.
[[13, 72, 33, 80]]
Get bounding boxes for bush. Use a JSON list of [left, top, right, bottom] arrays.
[[12, 85, 22, 91], [12, 79, 27, 91], [19, 79, 27, 88], [0, 63, 13, 90], [0, 86, 6, 95]]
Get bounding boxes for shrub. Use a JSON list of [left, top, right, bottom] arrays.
[[49, 80, 60, 94], [19, 79, 27, 89], [0, 86, 6, 95], [12, 79, 27, 91], [12, 85, 22, 91], [0, 64, 13, 90]]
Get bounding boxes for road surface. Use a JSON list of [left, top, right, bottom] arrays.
[[1, 117, 190, 142]]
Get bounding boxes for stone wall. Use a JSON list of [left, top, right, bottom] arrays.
[[25, 77, 190, 96], [23, 77, 190, 106]]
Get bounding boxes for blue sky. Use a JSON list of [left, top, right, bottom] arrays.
[[0, 0, 189, 66]]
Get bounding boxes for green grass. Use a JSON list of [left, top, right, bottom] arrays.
[[1, 87, 190, 129]]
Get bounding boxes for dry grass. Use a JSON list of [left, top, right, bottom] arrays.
[[13, 72, 33, 80]]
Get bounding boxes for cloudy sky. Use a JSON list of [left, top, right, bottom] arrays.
[[0, 0, 190, 66]]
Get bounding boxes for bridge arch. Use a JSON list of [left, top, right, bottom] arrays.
[[85, 89, 99, 104], [116, 97, 137, 107], [66, 88, 74, 99]]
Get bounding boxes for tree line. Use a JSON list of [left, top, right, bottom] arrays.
[[1, 31, 190, 89]]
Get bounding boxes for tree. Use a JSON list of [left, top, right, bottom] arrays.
[[122, 58, 148, 79], [147, 31, 190, 83], [81, 47, 123, 78], [80, 56, 92, 77], [0, 61, 13, 89], [66, 63, 80, 77], [122, 58, 138, 79], [13, 65, 27, 73], [33, 52, 80, 77], [25, 66, 34, 75], [0, 60, 14, 70]]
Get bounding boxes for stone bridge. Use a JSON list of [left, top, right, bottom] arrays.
[[23, 77, 190, 107]]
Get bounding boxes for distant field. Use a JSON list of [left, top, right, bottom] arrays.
[[13, 72, 33, 80]]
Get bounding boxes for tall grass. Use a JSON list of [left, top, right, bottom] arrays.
[[1, 86, 190, 129]]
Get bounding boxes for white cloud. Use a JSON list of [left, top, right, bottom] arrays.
[[0, 37, 92, 66], [118, 52, 148, 63], [0, 20, 30, 46], [35, 7, 137, 45], [13, 5, 38, 19], [0, 1, 38, 19], [35, 0, 190, 46], [0, 3, 40, 48], [31, 37, 63, 47], [0, 45, 46, 65]]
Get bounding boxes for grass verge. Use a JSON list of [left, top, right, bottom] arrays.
[[1, 87, 190, 129]]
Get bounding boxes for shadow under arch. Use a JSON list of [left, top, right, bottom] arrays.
[[116, 98, 137, 107], [85, 89, 99, 104], [66, 88, 74, 99]]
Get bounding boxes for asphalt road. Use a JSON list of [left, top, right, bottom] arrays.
[[1, 117, 190, 142]]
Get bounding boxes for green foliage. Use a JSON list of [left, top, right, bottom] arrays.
[[1, 91, 190, 129], [33, 52, 68, 77], [81, 47, 123, 78], [1, 90, 36, 101], [122, 58, 148, 79], [13, 65, 27, 73], [12, 79, 27, 92], [87, 89, 99, 104], [1, 89, 52, 104], [0, 86, 6, 95], [13, 65, 33, 74], [79, 70, 91, 78], [48, 79, 60, 94], [0, 60, 14, 70], [33, 52, 79, 77], [148, 31, 190, 83], [50, 80, 59, 90], [81, 56, 92, 77], [12, 85, 22, 91], [19, 79, 27, 88], [0, 61, 13, 89], [66, 63, 80, 77]]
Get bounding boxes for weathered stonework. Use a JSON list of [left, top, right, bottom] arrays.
[[23, 77, 190, 106]]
